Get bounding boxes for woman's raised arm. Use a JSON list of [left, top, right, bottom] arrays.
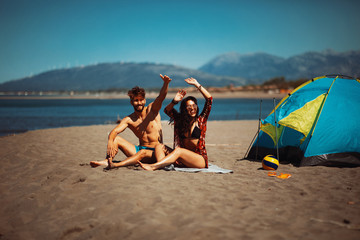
[[164, 89, 186, 114], [184, 77, 212, 99]]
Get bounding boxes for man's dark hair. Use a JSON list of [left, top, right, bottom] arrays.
[[128, 86, 145, 100]]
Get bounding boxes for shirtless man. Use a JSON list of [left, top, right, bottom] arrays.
[[90, 74, 171, 169]]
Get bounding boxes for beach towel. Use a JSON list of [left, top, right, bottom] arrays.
[[163, 163, 233, 174]]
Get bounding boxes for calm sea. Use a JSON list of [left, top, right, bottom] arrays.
[[0, 98, 279, 136]]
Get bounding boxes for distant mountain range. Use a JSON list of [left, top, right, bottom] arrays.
[[0, 63, 246, 92], [0, 49, 359, 92], [200, 49, 360, 84]]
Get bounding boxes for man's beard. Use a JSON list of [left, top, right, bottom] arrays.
[[134, 105, 144, 112]]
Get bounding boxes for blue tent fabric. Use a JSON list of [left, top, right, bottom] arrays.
[[304, 78, 360, 157], [247, 75, 360, 167]]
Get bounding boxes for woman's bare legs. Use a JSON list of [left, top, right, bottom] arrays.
[[139, 147, 205, 171]]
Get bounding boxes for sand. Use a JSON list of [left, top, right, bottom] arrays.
[[0, 121, 359, 240]]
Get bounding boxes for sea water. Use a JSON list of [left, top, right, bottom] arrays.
[[0, 98, 279, 136]]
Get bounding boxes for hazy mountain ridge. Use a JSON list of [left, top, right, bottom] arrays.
[[1, 49, 359, 92], [0, 63, 246, 92], [199, 49, 360, 82]]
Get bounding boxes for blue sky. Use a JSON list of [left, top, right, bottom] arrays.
[[1, 0, 359, 83]]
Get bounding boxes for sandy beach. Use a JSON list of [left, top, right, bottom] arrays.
[[0, 121, 359, 240]]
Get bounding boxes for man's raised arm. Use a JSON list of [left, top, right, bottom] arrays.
[[151, 74, 171, 113]]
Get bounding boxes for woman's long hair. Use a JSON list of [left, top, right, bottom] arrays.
[[174, 96, 199, 137]]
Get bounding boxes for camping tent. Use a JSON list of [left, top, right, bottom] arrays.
[[246, 75, 360, 167]]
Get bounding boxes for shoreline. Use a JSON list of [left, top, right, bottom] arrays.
[[0, 120, 257, 138], [0, 91, 287, 100]]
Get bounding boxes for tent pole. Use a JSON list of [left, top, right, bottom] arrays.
[[273, 98, 279, 161], [255, 99, 262, 161]]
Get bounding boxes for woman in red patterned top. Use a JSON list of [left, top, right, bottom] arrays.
[[139, 77, 212, 171]]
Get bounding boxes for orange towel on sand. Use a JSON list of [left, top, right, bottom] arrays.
[[268, 172, 292, 179]]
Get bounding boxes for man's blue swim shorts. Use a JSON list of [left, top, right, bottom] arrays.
[[135, 145, 155, 153]]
